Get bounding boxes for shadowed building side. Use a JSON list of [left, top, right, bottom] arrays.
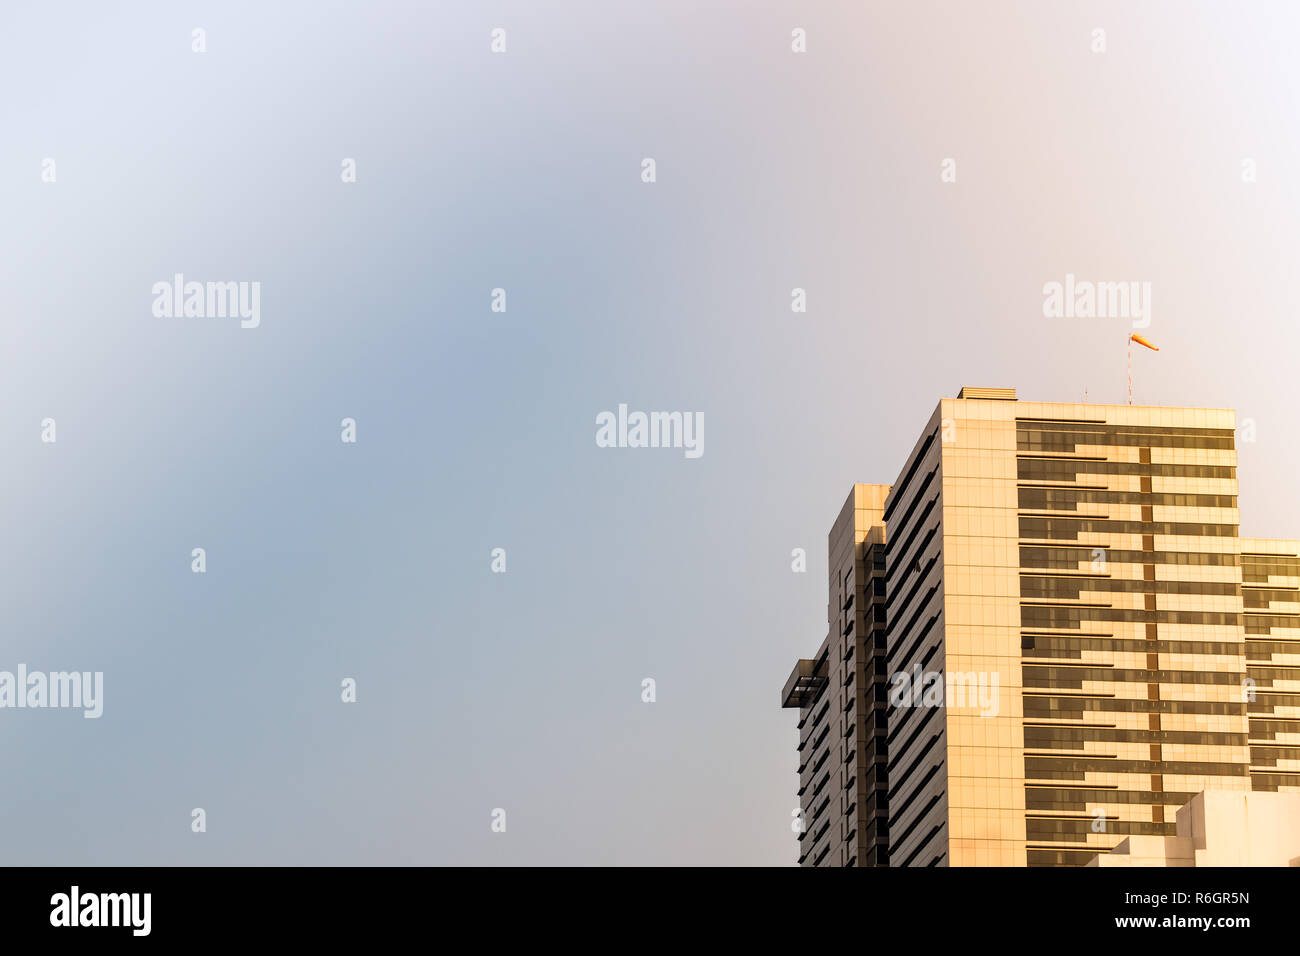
[[782, 484, 890, 866]]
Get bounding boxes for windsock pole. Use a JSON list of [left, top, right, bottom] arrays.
[[1127, 333, 1159, 405]]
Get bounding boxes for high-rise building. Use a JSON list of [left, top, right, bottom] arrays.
[[1239, 539, 1300, 792], [781, 485, 890, 867], [782, 387, 1300, 866]]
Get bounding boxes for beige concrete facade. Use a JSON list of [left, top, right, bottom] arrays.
[[1090, 790, 1300, 866]]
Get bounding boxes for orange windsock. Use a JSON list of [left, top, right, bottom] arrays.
[[1129, 333, 1159, 351]]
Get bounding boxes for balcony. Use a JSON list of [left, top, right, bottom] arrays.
[[782, 658, 828, 709]]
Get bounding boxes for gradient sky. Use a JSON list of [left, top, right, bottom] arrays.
[[2, 1, 1299, 864]]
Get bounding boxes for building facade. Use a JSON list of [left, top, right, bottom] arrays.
[[783, 387, 1300, 866], [1239, 539, 1300, 793]]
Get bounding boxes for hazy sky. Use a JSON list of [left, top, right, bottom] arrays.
[[2, 1, 1299, 864]]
